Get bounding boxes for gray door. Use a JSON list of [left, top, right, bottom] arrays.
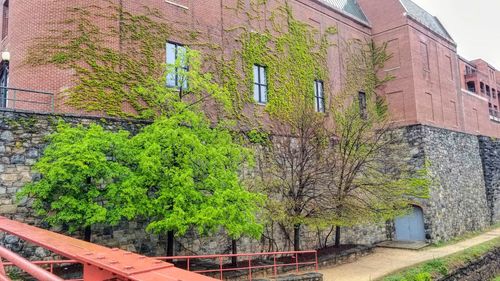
[[395, 206, 426, 241]]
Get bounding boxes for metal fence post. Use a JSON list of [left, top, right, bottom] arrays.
[[295, 253, 299, 273], [248, 258, 252, 280], [11, 90, 15, 110], [315, 251, 318, 271], [219, 257, 223, 280], [273, 254, 277, 277]]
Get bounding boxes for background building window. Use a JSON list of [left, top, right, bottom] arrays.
[[253, 65, 267, 104], [358, 92, 367, 119], [314, 80, 325, 113], [2, 0, 8, 40], [166, 42, 187, 90]]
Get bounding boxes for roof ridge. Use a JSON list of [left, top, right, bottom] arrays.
[[316, 0, 369, 24], [398, 0, 454, 43]]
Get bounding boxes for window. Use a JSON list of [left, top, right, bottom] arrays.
[[1, 0, 7, 39], [253, 65, 267, 104], [0, 60, 7, 108], [358, 92, 367, 119], [466, 81, 476, 93], [314, 80, 325, 113], [493, 89, 497, 99], [166, 42, 188, 90], [420, 42, 429, 71]]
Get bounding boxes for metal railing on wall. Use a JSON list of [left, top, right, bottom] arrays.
[[0, 87, 55, 113]]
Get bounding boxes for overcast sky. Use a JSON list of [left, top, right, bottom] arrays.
[[411, 0, 500, 68]]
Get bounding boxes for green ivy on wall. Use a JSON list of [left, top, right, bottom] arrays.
[[26, 0, 337, 123], [219, 1, 337, 125], [27, 1, 176, 119]]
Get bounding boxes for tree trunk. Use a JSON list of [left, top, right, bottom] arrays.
[[231, 239, 237, 266], [84, 226, 92, 242], [166, 231, 175, 256], [293, 224, 301, 251], [334, 226, 341, 247]]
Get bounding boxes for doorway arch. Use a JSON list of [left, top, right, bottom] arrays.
[[394, 205, 426, 241]]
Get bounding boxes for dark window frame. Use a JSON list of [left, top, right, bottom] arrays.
[[314, 80, 325, 113], [358, 91, 367, 119], [253, 64, 268, 104], [0, 61, 8, 108]]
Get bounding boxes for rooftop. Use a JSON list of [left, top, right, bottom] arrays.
[[318, 0, 369, 24], [399, 0, 454, 43]]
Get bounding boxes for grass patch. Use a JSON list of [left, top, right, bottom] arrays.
[[430, 224, 500, 248], [380, 236, 500, 281]]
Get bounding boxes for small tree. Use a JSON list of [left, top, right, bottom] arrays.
[[125, 110, 263, 256], [324, 40, 431, 247], [18, 123, 134, 241]]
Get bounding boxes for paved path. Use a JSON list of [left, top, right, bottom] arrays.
[[318, 228, 500, 281]]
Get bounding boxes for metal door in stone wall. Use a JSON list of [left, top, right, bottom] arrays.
[[395, 206, 426, 241]]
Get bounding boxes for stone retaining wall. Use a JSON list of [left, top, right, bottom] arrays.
[[437, 247, 500, 281], [478, 136, 500, 223], [402, 125, 491, 242], [0, 111, 386, 259]]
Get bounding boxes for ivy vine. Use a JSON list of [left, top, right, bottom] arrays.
[[218, 1, 337, 126], [26, 1, 178, 119]]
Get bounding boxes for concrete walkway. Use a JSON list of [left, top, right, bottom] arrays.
[[318, 228, 500, 281]]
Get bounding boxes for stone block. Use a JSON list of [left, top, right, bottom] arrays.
[[10, 155, 25, 164], [0, 131, 13, 142], [0, 204, 17, 214]]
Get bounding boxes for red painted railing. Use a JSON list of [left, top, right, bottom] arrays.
[[159, 250, 319, 280], [1, 251, 318, 280]]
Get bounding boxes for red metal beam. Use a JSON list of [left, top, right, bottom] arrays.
[[0, 217, 218, 281], [0, 246, 64, 281]]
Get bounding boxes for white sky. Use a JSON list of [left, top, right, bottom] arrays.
[[411, 0, 500, 69]]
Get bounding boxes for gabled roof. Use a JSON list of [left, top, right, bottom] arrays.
[[399, 0, 454, 43], [318, 0, 369, 24]]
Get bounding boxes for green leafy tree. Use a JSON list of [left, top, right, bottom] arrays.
[[18, 123, 135, 241], [125, 110, 263, 256], [322, 40, 431, 247]]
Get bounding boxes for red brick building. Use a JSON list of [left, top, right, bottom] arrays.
[[0, 0, 498, 137]]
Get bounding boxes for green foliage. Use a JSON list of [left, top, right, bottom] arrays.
[[220, 1, 335, 123], [17, 122, 135, 232], [26, 2, 173, 118], [246, 129, 270, 145], [18, 112, 264, 240], [125, 110, 264, 239]]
